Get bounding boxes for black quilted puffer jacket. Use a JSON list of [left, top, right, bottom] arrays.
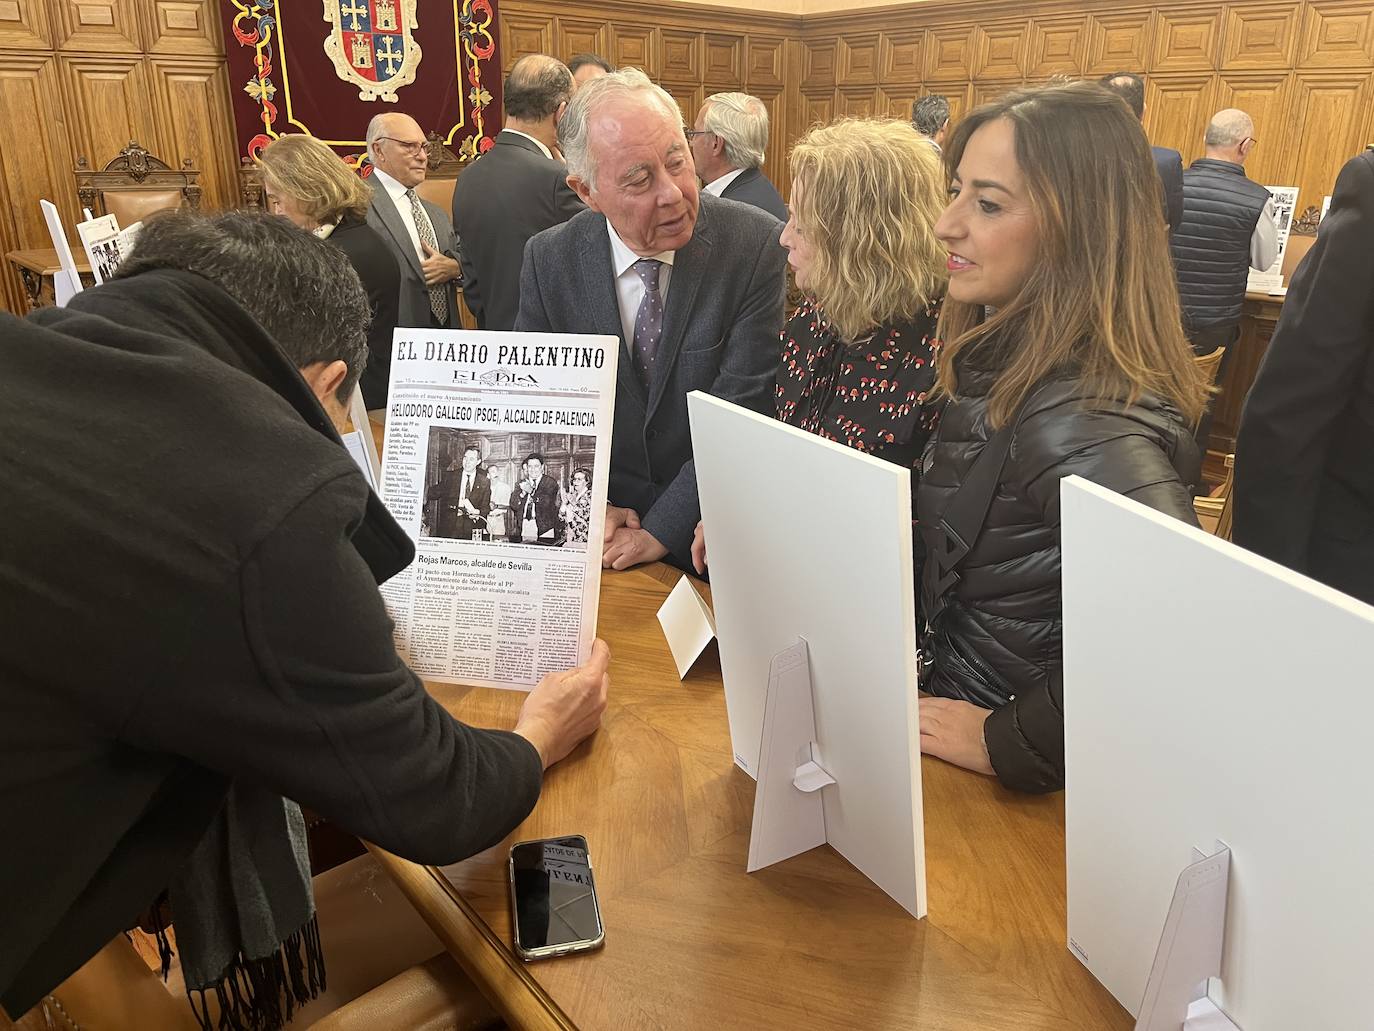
[[917, 367, 1202, 793]]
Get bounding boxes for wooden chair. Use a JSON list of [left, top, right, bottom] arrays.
[[1194, 453, 1235, 541], [412, 131, 468, 213], [239, 156, 265, 209], [1194, 345, 1227, 389], [74, 141, 200, 228]]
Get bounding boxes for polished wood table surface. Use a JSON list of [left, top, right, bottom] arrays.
[[370, 565, 1131, 1030]]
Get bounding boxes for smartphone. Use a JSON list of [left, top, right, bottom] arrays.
[[508, 835, 605, 961]]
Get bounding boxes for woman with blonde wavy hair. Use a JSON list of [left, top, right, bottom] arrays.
[[258, 134, 401, 408], [915, 82, 1209, 794], [691, 118, 948, 578]]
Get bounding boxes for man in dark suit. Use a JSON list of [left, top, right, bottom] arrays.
[[513, 454, 563, 545], [688, 92, 788, 223], [1099, 73, 1184, 235], [363, 112, 463, 330], [516, 70, 788, 572], [426, 444, 492, 540], [1233, 148, 1374, 605], [453, 55, 584, 331]]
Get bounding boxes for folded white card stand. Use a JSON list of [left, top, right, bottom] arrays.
[[656, 575, 716, 679], [1133, 842, 1241, 1031]]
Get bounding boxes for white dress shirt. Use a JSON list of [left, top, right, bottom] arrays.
[[371, 166, 432, 263], [702, 168, 746, 198], [1250, 196, 1279, 271], [607, 221, 675, 347], [503, 128, 553, 160]]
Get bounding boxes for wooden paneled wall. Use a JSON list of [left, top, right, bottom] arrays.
[[0, 0, 233, 313]]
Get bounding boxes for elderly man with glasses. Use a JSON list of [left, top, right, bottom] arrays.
[[364, 112, 464, 333]]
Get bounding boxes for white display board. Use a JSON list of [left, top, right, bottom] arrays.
[[688, 391, 924, 917], [1061, 477, 1374, 1030]]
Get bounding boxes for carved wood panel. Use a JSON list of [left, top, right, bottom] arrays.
[[1213, 73, 1295, 186], [60, 55, 159, 178], [880, 29, 922, 85], [1289, 72, 1371, 211], [1152, 8, 1220, 72], [661, 30, 702, 83], [803, 36, 835, 86], [974, 21, 1027, 80], [663, 82, 701, 126], [609, 23, 659, 77], [704, 33, 744, 88], [500, 11, 552, 71], [556, 17, 608, 63], [1144, 73, 1218, 163], [144, 0, 219, 56], [1024, 15, 1086, 79], [924, 24, 975, 81], [53, 0, 141, 52], [802, 90, 832, 131], [745, 34, 785, 89], [972, 79, 1017, 108], [1084, 11, 1155, 76], [834, 84, 879, 117], [1297, 0, 1374, 68], [880, 86, 916, 121], [1220, 4, 1298, 71], [0, 0, 50, 48], [147, 57, 235, 211], [752, 89, 785, 186], [836, 32, 880, 86]]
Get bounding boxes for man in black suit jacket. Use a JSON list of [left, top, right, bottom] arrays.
[[689, 92, 788, 223], [1098, 73, 1184, 234], [513, 454, 563, 545], [516, 70, 787, 571], [453, 55, 585, 331], [1234, 149, 1374, 605], [426, 444, 492, 540]]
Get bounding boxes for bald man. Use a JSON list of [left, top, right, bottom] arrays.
[[364, 112, 464, 335]]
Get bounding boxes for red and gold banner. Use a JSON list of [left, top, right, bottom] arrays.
[[220, 1, 502, 167]]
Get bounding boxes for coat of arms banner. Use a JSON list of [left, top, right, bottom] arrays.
[[220, 1, 502, 165]]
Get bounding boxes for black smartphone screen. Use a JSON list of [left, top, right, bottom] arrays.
[[510, 836, 603, 953]]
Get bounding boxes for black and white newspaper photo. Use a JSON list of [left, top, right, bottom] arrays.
[[377, 329, 618, 691], [75, 214, 142, 285]]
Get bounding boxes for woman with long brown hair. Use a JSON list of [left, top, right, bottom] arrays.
[[916, 82, 1208, 793]]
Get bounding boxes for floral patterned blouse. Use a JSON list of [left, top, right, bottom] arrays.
[[775, 296, 943, 589], [565, 489, 592, 545]]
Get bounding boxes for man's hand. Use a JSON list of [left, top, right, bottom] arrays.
[[918, 696, 995, 777], [420, 242, 461, 286], [603, 504, 641, 543], [602, 527, 667, 570], [514, 639, 611, 769], [690, 520, 707, 575]]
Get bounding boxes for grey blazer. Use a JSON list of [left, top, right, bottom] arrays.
[[365, 175, 462, 329], [515, 192, 787, 567]]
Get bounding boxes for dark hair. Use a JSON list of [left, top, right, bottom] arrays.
[[115, 210, 368, 402], [505, 54, 573, 121], [572, 467, 591, 487], [567, 53, 613, 76], [911, 94, 950, 136], [463, 443, 481, 458], [1097, 72, 1146, 120], [526, 452, 546, 465]]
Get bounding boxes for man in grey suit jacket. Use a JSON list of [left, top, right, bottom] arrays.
[[516, 70, 787, 572], [364, 112, 463, 333], [688, 92, 788, 223], [453, 54, 584, 331]]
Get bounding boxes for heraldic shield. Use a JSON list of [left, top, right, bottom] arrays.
[[322, 0, 422, 103]]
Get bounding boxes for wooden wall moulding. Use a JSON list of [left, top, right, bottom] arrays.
[[1151, 7, 1221, 72], [0, 0, 50, 49], [58, 55, 160, 184], [1084, 10, 1155, 76], [54, 0, 142, 53], [1145, 72, 1219, 161], [1213, 71, 1296, 185], [609, 23, 660, 77], [802, 90, 833, 130], [972, 79, 1017, 107], [145, 0, 220, 56], [836, 32, 880, 86], [665, 82, 702, 124], [834, 84, 880, 117], [661, 29, 703, 84], [973, 21, 1028, 80], [556, 17, 609, 63], [1290, 71, 1372, 208], [878, 85, 915, 121], [146, 57, 235, 211], [499, 11, 553, 72], [879, 29, 923, 84], [1220, 4, 1299, 71], [803, 36, 836, 86], [924, 24, 976, 81], [745, 35, 785, 89], [704, 33, 744, 88], [1297, 0, 1374, 68], [1024, 15, 1086, 79]]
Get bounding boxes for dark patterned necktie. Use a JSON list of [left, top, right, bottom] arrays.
[[405, 188, 448, 325], [631, 258, 664, 389]]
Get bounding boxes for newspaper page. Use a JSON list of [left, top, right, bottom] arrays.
[[1246, 185, 1298, 294], [378, 329, 618, 691], [75, 214, 142, 284]]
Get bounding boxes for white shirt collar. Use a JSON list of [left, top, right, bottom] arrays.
[[606, 220, 676, 279], [371, 166, 411, 202], [503, 128, 553, 161], [702, 168, 746, 197]]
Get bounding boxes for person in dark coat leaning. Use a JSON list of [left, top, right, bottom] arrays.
[[1233, 148, 1374, 605], [0, 211, 609, 1025], [688, 92, 788, 223], [453, 54, 585, 331], [516, 70, 788, 572]]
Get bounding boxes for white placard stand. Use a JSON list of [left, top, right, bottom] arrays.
[[656, 575, 716, 679], [40, 199, 83, 305], [341, 386, 381, 489]]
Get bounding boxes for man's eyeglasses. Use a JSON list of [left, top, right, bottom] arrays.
[[683, 128, 711, 141], [378, 136, 433, 157], [1241, 136, 1258, 150]]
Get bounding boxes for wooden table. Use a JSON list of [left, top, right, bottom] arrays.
[[370, 565, 1132, 1030], [5, 248, 93, 311]]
